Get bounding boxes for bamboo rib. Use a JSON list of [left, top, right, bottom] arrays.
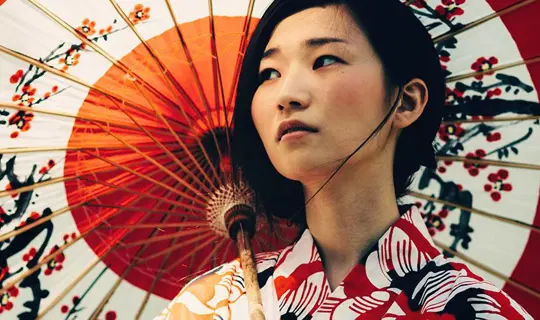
[[0, 43, 189, 130], [117, 227, 213, 248], [0, 145, 171, 154], [34, 176, 180, 319], [0, 165, 169, 243], [162, 235, 219, 274], [97, 221, 208, 229], [207, 0, 229, 169], [407, 191, 540, 235], [446, 55, 540, 83], [90, 121, 210, 201], [0, 103, 173, 136], [84, 149, 208, 206], [443, 115, 540, 125], [0, 153, 173, 199], [26, 0, 183, 113], [434, 0, 536, 44], [433, 240, 540, 300], [85, 204, 203, 219], [437, 155, 540, 171], [27, 0, 225, 191], [194, 238, 225, 274], [134, 232, 215, 264], [108, 0, 225, 188]]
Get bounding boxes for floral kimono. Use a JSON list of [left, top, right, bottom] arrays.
[[154, 205, 531, 319]]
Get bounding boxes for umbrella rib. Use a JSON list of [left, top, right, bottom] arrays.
[[407, 191, 540, 235], [90, 120, 211, 200], [437, 155, 540, 172], [0, 154, 173, 198], [434, 0, 537, 44], [443, 115, 540, 125], [0, 173, 172, 296], [83, 149, 208, 206], [433, 239, 540, 300], [446, 55, 540, 83], [0, 165, 170, 243], [0, 103, 173, 136], [162, 235, 219, 274], [134, 232, 215, 264], [97, 221, 209, 229], [26, 0, 184, 113], [0, 43, 189, 130], [28, 0, 225, 189], [194, 239, 225, 275], [35, 177, 179, 319], [118, 227, 213, 248], [85, 203, 203, 219]]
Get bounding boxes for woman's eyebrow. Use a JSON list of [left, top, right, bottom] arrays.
[[262, 37, 348, 61]]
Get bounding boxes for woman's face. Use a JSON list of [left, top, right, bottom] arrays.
[[251, 5, 393, 183]]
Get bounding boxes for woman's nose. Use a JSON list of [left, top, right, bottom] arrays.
[[275, 69, 312, 111]]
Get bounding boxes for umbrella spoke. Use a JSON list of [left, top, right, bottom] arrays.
[[446, 55, 540, 83], [0, 103, 173, 136], [118, 227, 213, 248], [0, 165, 172, 242], [443, 115, 540, 125], [36, 174, 185, 319], [134, 232, 215, 263], [194, 239, 226, 275], [85, 203, 203, 219], [407, 191, 540, 234], [162, 235, 220, 274], [84, 149, 208, 206], [97, 221, 209, 229], [433, 239, 540, 300], [26, 0, 185, 115], [0, 43, 190, 130], [434, 0, 536, 44], [437, 155, 540, 171]]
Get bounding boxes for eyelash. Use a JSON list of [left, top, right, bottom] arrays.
[[258, 55, 344, 84]]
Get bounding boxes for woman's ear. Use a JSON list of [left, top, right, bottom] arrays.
[[393, 78, 429, 129]]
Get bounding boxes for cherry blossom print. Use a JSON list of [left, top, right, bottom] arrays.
[[435, 0, 466, 20], [484, 169, 513, 202], [8, 110, 34, 133], [471, 56, 499, 80], [486, 131, 502, 142], [437, 160, 453, 174], [438, 123, 465, 142], [11, 85, 37, 106], [486, 87, 503, 99], [0, 286, 19, 314], [464, 149, 489, 176], [58, 49, 81, 72], [22, 247, 37, 262], [445, 87, 464, 105], [43, 245, 66, 276], [76, 18, 97, 38], [9, 69, 23, 84], [129, 4, 150, 24]]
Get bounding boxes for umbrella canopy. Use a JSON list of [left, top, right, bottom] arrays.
[[0, 0, 539, 319]]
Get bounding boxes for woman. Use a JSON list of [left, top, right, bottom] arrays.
[[155, 0, 531, 319]]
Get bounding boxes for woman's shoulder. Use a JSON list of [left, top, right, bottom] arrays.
[[153, 249, 283, 320]]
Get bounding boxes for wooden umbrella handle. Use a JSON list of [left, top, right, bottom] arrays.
[[237, 230, 266, 320]]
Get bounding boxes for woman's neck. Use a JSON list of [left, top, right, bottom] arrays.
[[303, 161, 400, 291]]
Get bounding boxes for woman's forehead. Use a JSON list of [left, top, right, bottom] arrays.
[[265, 5, 363, 50]]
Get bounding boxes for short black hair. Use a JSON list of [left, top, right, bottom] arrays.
[[232, 0, 445, 225]]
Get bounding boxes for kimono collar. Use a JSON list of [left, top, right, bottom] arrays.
[[272, 204, 442, 299]]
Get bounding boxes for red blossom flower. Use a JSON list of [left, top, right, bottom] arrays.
[[464, 149, 488, 176], [59, 49, 81, 72], [486, 88, 502, 99], [9, 69, 24, 84], [471, 56, 499, 80], [105, 311, 117, 320], [43, 245, 66, 276], [435, 0, 466, 20], [129, 4, 150, 24], [11, 85, 37, 106], [23, 247, 37, 262], [0, 286, 19, 314], [99, 25, 113, 35], [484, 169, 512, 202], [486, 132, 502, 142], [445, 87, 464, 105], [438, 123, 465, 142], [76, 18, 96, 37], [8, 110, 34, 132], [437, 160, 453, 174]]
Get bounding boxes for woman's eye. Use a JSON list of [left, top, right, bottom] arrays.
[[313, 55, 342, 69], [258, 69, 280, 83]]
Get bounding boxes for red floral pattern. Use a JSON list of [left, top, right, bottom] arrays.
[[464, 149, 489, 176], [438, 123, 465, 141], [0, 286, 19, 314], [445, 87, 464, 105], [471, 56, 499, 80], [58, 49, 81, 72], [484, 169, 513, 202], [76, 18, 96, 38], [43, 245, 66, 276], [11, 85, 37, 107], [129, 4, 150, 24], [435, 0, 466, 20]]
